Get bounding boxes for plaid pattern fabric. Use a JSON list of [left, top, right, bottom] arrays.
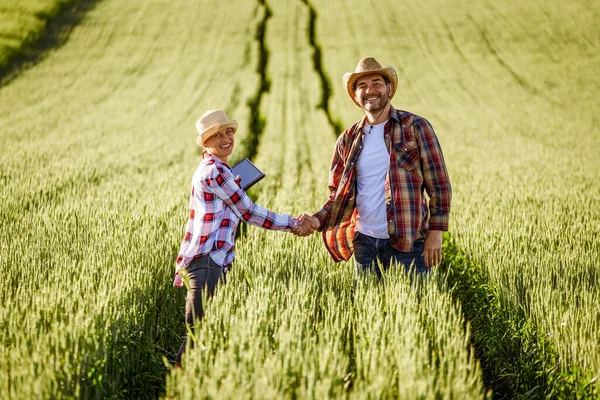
[[314, 107, 452, 262], [174, 155, 297, 287]]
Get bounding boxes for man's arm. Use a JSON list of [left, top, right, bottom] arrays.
[[414, 117, 452, 231], [414, 118, 452, 267]]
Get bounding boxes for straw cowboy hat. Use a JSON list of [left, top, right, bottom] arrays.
[[195, 109, 238, 146], [343, 57, 398, 108]]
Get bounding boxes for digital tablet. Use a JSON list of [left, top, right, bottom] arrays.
[[231, 158, 266, 190]]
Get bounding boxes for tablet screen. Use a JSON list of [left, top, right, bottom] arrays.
[[231, 158, 266, 190]]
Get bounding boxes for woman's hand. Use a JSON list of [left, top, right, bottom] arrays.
[[292, 213, 320, 236]]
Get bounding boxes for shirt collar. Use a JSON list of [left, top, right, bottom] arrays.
[[389, 106, 401, 124], [359, 106, 400, 132], [204, 153, 232, 169]]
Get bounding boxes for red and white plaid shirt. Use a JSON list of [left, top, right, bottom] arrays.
[[314, 107, 452, 262], [173, 155, 298, 287]]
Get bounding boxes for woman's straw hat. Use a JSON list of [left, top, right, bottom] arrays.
[[343, 57, 398, 108], [195, 110, 238, 146]]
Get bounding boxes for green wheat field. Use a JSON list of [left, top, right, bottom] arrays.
[[1, 0, 598, 398]]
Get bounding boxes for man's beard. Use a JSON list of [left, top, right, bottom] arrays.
[[361, 93, 388, 112]]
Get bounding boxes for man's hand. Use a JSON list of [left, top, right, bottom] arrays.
[[423, 230, 442, 268], [292, 213, 320, 237], [300, 214, 321, 231]]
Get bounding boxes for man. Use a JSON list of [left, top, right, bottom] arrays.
[[302, 57, 452, 277]]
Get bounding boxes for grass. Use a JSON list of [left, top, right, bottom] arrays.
[[0, 0, 99, 83], [1, 0, 599, 398], [314, 0, 600, 395], [166, 6, 486, 396], [1, 0, 262, 397]]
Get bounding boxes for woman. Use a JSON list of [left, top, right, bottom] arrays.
[[173, 109, 305, 366]]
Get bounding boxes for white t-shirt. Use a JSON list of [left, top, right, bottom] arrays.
[[355, 121, 390, 239]]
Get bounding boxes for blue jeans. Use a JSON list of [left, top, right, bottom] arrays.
[[353, 232, 429, 278]]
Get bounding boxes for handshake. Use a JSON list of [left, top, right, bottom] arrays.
[[291, 213, 321, 237]]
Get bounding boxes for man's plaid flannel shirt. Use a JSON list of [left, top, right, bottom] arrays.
[[314, 107, 452, 262], [174, 155, 297, 287]]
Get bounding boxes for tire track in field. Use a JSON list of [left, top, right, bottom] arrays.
[[439, 236, 600, 398], [298, 0, 344, 136], [305, 1, 554, 396], [0, 0, 264, 397], [304, 1, 597, 397], [220, 3, 351, 393], [242, 0, 272, 161], [286, 0, 331, 207], [293, 0, 358, 388], [2, 3, 196, 203], [379, 3, 563, 395], [0, 0, 102, 87]]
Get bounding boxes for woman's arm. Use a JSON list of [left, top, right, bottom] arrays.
[[208, 164, 298, 231]]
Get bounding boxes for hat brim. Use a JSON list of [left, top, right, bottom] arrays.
[[196, 120, 238, 146], [343, 67, 398, 108]]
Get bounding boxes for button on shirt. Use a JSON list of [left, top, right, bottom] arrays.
[[174, 155, 298, 287]]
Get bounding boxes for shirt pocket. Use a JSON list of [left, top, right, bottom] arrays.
[[394, 141, 419, 170]]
